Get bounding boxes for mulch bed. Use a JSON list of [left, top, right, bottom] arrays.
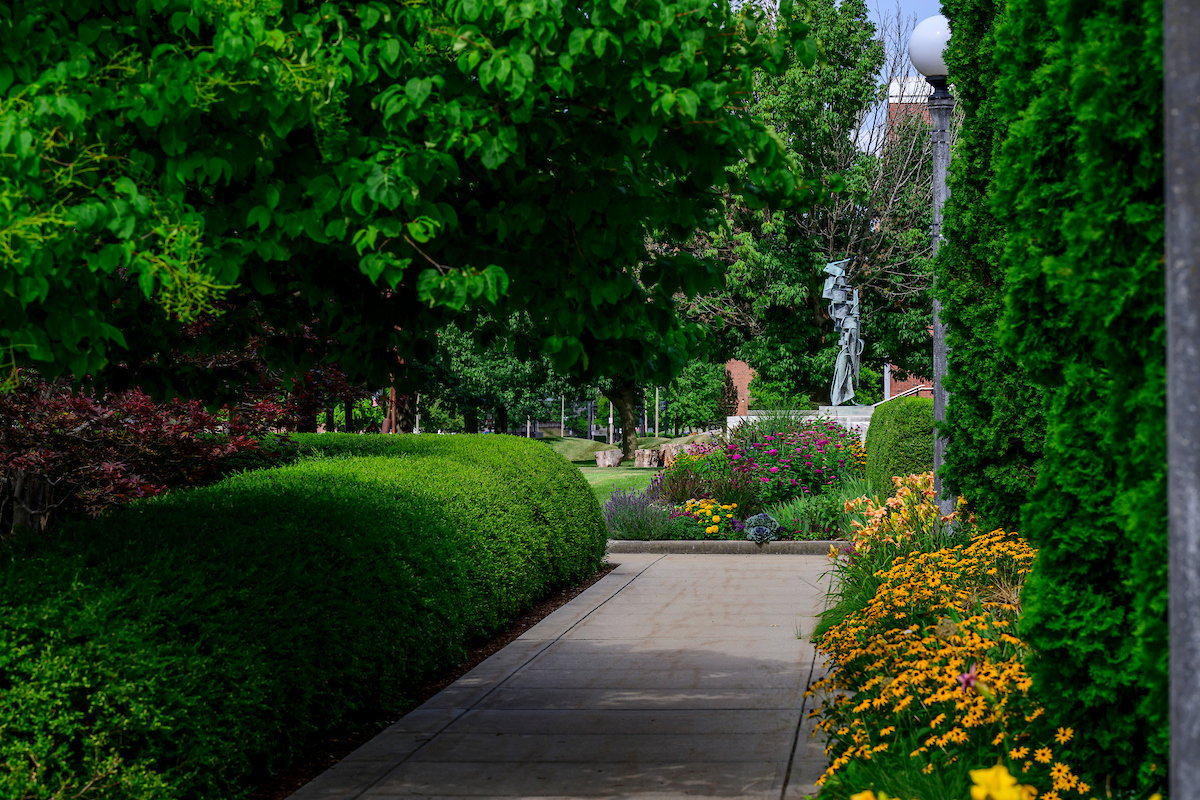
[[249, 562, 619, 800]]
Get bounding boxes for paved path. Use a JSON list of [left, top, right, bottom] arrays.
[[290, 554, 831, 800]]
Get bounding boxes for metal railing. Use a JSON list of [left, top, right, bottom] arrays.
[[873, 385, 933, 407]]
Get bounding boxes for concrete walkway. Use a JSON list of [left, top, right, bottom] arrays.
[[289, 554, 831, 800]]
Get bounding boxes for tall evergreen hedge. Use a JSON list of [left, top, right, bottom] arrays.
[[864, 397, 934, 491], [939, 0, 1167, 791], [938, 0, 1045, 532]]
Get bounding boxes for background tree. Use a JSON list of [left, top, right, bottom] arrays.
[[676, 0, 942, 403], [416, 320, 571, 434], [665, 360, 729, 434], [3, 0, 818, 411]]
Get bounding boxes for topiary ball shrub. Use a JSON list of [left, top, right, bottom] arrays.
[[864, 397, 934, 493], [0, 434, 605, 800], [743, 513, 781, 544]]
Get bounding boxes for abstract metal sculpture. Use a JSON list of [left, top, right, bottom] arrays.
[[822, 257, 862, 406]]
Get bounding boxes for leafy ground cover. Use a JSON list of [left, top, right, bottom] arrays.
[[809, 474, 1162, 800], [0, 434, 605, 799], [603, 418, 871, 541]]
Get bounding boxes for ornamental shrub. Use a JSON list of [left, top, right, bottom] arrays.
[[863, 398, 933, 492], [603, 479, 682, 540], [0, 434, 605, 799], [0, 370, 291, 535]]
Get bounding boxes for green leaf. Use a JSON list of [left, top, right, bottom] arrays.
[[406, 216, 440, 243], [382, 38, 401, 65], [249, 271, 275, 295], [568, 28, 591, 56], [247, 205, 272, 232], [675, 88, 699, 119], [481, 264, 509, 301], [405, 77, 432, 108]]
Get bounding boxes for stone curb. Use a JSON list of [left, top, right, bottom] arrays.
[[606, 538, 846, 555]]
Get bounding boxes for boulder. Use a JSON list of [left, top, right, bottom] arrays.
[[661, 443, 687, 465], [634, 448, 663, 468], [594, 449, 623, 468]]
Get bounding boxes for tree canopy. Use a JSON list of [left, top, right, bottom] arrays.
[[2, 0, 820, 399]]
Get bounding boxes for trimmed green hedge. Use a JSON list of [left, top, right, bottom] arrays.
[[0, 434, 606, 799], [864, 397, 933, 492]]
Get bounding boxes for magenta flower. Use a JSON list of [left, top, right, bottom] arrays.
[[769, 466, 779, 473], [767, 448, 778, 455], [956, 663, 979, 692]]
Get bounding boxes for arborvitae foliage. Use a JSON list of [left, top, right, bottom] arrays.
[[988, 0, 1166, 791], [936, 0, 1044, 533]]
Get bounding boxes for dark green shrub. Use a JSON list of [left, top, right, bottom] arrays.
[[983, 0, 1166, 788], [0, 434, 605, 799], [937, 0, 1046, 534], [863, 397, 933, 492], [932, 0, 1166, 789]]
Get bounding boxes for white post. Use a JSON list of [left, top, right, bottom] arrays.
[[608, 401, 614, 445], [642, 387, 648, 437], [526, 415, 531, 438], [883, 363, 892, 401], [561, 396, 565, 437], [655, 387, 660, 436], [414, 394, 420, 435]]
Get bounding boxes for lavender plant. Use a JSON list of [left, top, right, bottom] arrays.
[[602, 478, 683, 540]]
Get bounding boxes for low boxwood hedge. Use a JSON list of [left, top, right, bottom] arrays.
[[0, 434, 605, 799], [864, 397, 934, 492]]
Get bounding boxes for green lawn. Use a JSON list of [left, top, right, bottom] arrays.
[[576, 464, 660, 505], [538, 433, 721, 505]]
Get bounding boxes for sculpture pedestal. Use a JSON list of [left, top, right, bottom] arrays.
[[818, 405, 875, 441]]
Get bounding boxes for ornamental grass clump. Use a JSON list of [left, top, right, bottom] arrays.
[[811, 524, 1108, 800]]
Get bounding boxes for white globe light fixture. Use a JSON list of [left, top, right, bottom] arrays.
[[908, 14, 951, 79]]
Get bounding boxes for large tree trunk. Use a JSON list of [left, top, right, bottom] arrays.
[[495, 406, 509, 434], [9, 470, 49, 536], [381, 386, 398, 433], [464, 405, 479, 434], [603, 380, 639, 463], [395, 393, 416, 433], [344, 396, 356, 433]]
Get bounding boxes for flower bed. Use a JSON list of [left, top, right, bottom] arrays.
[[603, 419, 870, 541], [809, 474, 1144, 800]]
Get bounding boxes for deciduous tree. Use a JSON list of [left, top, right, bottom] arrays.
[[2, 0, 818, 404]]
